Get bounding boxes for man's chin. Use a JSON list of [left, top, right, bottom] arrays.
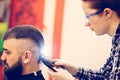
[[4, 66, 22, 79], [4, 61, 23, 78], [4, 67, 14, 77]]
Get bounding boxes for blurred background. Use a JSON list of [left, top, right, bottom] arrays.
[[0, 0, 111, 80]]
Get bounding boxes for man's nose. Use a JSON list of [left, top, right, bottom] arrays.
[[1, 53, 6, 61]]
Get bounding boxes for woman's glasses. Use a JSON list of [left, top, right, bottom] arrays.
[[85, 9, 104, 19]]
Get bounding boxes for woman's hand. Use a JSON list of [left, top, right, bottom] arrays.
[[52, 59, 79, 76], [48, 68, 75, 80]]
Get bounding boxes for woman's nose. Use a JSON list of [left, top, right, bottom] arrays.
[[84, 19, 90, 26], [85, 22, 90, 26]]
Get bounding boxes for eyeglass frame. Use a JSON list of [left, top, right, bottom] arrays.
[[85, 9, 104, 19]]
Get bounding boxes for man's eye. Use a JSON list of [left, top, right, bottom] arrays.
[[6, 52, 10, 54], [3, 50, 11, 54]]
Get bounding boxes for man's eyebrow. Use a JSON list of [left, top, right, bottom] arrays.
[[3, 48, 8, 51], [3, 48, 11, 54]]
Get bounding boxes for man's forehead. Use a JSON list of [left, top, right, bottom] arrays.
[[3, 38, 31, 48], [3, 38, 38, 51]]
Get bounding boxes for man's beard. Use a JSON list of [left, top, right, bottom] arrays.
[[3, 58, 23, 79]]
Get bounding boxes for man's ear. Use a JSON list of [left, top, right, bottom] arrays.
[[23, 51, 32, 64], [103, 8, 113, 18]]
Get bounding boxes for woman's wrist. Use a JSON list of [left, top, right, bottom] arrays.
[[73, 68, 84, 79]]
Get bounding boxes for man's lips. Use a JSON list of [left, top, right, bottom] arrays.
[[3, 62, 9, 70]]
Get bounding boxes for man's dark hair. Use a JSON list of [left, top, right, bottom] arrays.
[[3, 25, 44, 48]]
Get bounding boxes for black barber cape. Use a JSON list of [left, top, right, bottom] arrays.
[[7, 70, 45, 80]]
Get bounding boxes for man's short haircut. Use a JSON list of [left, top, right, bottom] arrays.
[[3, 25, 44, 50]]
